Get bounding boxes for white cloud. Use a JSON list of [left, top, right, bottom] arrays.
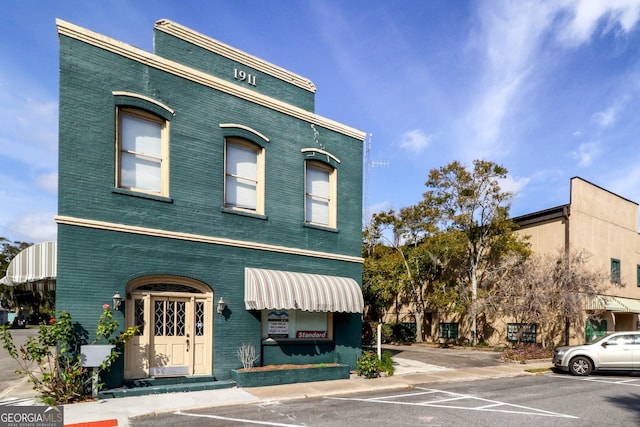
[[460, 1, 556, 158], [499, 175, 530, 197], [8, 213, 57, 243], [556, 0, 640, 47], [398, 129, 431, 153], [593, 107, 617, 127], [570, 141, 601, 167], [459, 0, 640, 160], [36, 171, 58, 194]]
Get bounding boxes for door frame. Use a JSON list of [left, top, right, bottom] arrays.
[[124, 275, 213, 379]]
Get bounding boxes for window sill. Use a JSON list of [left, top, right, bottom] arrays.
[[221, 207, 267, 220], [303, 223, 339, 233], [112, 188, 173, 203]]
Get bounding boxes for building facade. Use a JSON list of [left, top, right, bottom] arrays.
[[56, 19, 365, 386], [514, 177, 640, 344]]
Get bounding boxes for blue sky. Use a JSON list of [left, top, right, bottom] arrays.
[[2, 0, 640, 243]]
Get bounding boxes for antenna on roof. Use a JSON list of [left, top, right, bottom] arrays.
[[363, 133, 389, 229]]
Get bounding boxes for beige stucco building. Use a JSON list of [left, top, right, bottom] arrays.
[[514, 177, 640, 344], [382, 177, 640, 347]]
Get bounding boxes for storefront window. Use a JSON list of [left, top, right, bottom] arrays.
[[261, 310, 331, 340]]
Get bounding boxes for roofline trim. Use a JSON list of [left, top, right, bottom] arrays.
[[155, 19, 316, 93], [56, 19, 366, 141]]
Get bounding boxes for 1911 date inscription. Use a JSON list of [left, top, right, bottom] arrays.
[[234, 68, 256, 86]]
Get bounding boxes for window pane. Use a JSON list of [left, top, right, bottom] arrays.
[[226, 176, 257, 210], [307, 196, 329, 224], [120, 112, 163, 193], [122, 114, 162, 157], [226, 142, 258, 210], [306, 165, 330, 225], [121, 152, 161, 192], [306, 167, 329, 197], [227, 144, 257, 179]]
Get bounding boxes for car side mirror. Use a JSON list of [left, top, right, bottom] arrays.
[[601, 342, 608, 348]]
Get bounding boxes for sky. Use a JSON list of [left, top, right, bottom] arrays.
[[2, 0, 640, 244]]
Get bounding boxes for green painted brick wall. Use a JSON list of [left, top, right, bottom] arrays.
[[59, 35, 363, 257], [57, 225, 362, 381], [57, 26, 363, 384]]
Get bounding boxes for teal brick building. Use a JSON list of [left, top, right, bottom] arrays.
[[56, 19, 365, 386]]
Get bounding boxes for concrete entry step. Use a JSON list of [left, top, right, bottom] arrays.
[[99, 377, 236, 399]]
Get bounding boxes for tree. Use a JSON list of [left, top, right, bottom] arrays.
[[423, 160, 528, 344], [363, 203, 465, 342], [362, 240, 403, 324], [486, 250, 612, 347], [364, 206, 435, 342]]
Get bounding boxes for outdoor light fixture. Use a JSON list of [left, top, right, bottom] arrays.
[[217, 297, 226, 315], [112, 292, 123, 311]]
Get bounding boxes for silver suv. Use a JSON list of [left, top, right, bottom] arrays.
[[553, 331, 640, 376]]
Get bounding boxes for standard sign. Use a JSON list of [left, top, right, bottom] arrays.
[[0, 406, 63, 427]]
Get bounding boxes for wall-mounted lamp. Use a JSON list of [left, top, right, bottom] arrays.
[[112, 292, 123, 311], [217, 297, 226, 315]]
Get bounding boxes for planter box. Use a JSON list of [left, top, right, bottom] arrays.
[[231, 364, 350, 388]]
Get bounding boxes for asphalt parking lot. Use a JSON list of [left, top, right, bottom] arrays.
[[380, 343, 504, 369], [131, 372, 640, 426]]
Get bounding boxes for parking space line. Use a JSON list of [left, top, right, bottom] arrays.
[[369, 390, 436, 400], [328, 387, 578, 419], [554, 374, 640, 387], [175, 411, 306, 426]]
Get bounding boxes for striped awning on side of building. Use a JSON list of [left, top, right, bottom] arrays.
[[244, 267, 363, 313], [584, 294, 640, 313], [1, 241, 57, 291], [615, 296, 640, 314]]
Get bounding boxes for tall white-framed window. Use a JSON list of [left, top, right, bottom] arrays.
[[305, 161, 336, 228], [117, 108, 168, 196], [225, 137, 264, 214]]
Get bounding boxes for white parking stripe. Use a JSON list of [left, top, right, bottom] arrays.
[[555, 374, 640, 386], [370, 390, 436, 400], [175, 411, 306, 426], [327, 387, 578, 419]]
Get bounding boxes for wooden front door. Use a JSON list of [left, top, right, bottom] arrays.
[[150, 296, 191, 375]]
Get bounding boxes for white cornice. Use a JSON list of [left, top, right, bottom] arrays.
[[55, 215, 364, 264], [56, 19, 366, 142], [155, 19, 316, 93]]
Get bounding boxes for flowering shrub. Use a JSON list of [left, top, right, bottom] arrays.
[[0, 306, 137, 404]]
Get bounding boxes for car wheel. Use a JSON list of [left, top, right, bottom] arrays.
[[569, 356, 592, 376]]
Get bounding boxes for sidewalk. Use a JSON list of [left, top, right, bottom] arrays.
[[61, 358, 552, 427]]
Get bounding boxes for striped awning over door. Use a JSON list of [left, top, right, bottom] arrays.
[[1, 241, 57, 291], [244, 267, 363, 313]]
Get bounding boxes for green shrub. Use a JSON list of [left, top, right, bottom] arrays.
[[380, 350, 394, 376], [382, 322, 416, 344], [0, 308, 137, 404], [356, 350, 395, 378], [356, 351, 381, 378]]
